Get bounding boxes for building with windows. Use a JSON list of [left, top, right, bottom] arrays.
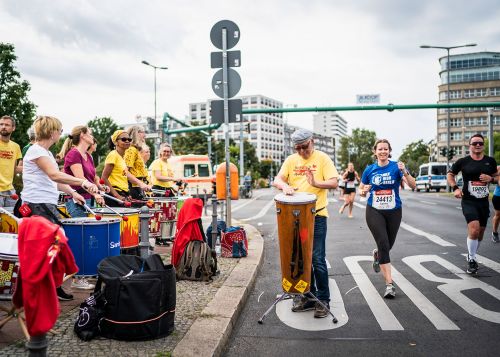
[[436, 51, 500, 161], [283, 124, 336, 165], [189, 95, 284, 162], [312, 112, 347, 166]]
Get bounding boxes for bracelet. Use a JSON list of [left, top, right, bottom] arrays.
[[81, 180, 89, 189], [452, 185, 459, 191]]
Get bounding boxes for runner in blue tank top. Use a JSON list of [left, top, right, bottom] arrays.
[[493, 166, 500, 242]]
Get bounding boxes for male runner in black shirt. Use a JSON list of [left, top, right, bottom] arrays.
[[447, 134, 498, 274]]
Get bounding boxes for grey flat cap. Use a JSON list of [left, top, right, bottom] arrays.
[[291, 128, 313, 145]]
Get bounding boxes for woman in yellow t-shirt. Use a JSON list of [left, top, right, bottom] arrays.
[[149, 143, 177, 197], [124, 125, 151, 199], [101, 130, 149, 206]]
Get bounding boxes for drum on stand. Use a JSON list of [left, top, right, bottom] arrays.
[[0, 207, 18, 233], [90, 208, 140, 252], [151, 197, 177, 241], [0, 233, 19, 299], [275, 192, 316, 295], [62, 217, 120, 276]]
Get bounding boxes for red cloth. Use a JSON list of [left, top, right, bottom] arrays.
[[171, 198, 204, 267], [13, 216, 78, 336]]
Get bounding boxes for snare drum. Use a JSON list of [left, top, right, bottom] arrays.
[[151, 197, 177, 221], [274, 193, 317, 295], [90, 208, 140, 249], [62, 217, 121, 276], [147, 208, 162, 238], [58, 191, 70, 205], [0, 233, 19, 298], [0, 207, 18, 233]]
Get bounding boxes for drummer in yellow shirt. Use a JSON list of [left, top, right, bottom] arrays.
[[124, 125, 150, 200], [273, 128, 338, 319], [149, 143, 178, 197]]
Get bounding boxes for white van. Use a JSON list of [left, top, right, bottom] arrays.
[[168, 155, 214, 197], [415, 162, 448, 192]]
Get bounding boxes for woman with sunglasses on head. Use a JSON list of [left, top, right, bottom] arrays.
[[21, 116, 98, 300], [101, 130, 149, 206], [149, 143, 178, 197], [124, 125, 151, 200], [447, 134, 498, 274], [359, 139, 415, 299]]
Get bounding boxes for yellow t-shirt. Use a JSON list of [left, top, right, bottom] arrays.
[[149, 159, 174, 188], [0, 140, 22, 191], [279, 150, 338, 217], [124, 146, 148, 187], [104, 150, 129, 192]]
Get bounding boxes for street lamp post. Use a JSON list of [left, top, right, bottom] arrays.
[[142, 60, 168, 141], [420, 43, 477, 191]]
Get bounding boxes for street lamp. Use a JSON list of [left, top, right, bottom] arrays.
[[420, 43, 477, 191], [141, 60, 168, 139]]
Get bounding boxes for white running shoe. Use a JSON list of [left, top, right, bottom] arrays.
[[383, 283, 396, 299], [71, 278, 95, 290]]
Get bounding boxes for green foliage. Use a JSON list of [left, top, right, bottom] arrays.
[[484, 132, 500, 163], [87, 117, 119, 165], [0, 43, 37, 149], [338, 128, 377, 172], [398, 139, 430, 176]]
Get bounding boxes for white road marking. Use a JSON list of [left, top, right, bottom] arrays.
[[231, 193, 264, 212], [240, 198, 275, 222], [353, 202, 366, 209], [329, 198, 339, 203], [275, 279, 348, 331], [419, 200, 437, 205], [456, 207, 461, 210], [400, 222, 455, 247], [326, 259, 331, 269]]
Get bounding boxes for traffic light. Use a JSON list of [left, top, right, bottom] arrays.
[[447, 148, 455, 161], [440, 147, 448, 157]]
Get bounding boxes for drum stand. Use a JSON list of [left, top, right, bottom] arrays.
[[258, 291, 338, 324]]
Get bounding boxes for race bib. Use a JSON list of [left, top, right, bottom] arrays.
[[468, 181, 489, 199], [372, 189, 395, 210], [346, 181, 355, 189]]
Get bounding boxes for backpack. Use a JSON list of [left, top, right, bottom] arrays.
[[176, 240, 217, 281], [74, 290, 106, 341], [221, 226, 248, 258]]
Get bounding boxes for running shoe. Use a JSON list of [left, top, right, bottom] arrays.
[[57, 287, 74, 301], [71, 278, 95, 290], [492, 231, 500, 243], [372, 249, 380, 273], [348, 214, 353, 218], [291, 296, 315, 312], [314, 300, 330, 318], [339, 205, 345, 214], [383, 283, 396, 299], [467, 259, 478, 274]]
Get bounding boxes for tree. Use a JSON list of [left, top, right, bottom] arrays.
[[87, 117, 119, 164], [172, 126, 210, 155], [0, 43, 37, 149], [338, 128, 377, 171], [485, 132, 500, 163], [398, 139, 430, 176]]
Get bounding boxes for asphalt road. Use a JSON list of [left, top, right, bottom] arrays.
[[223, 188, 500, 357]]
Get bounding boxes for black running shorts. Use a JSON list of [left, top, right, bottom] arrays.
[[493, 195, 500, 211], [461, 199, 490, 227]]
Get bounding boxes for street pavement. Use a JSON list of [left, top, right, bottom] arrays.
[[224, 188, 500, 357]]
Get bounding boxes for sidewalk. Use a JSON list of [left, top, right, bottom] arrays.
[[0, 221, 263, 357]]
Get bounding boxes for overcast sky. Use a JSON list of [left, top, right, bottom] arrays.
[[1, 0, 499, 158]]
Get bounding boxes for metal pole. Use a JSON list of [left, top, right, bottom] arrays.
[[154, 67, 157, 136], [139, 206, 151, 258], [446, 48, 451, 192], [211, 198, 218, 250], [239, 121, 244, 186], [488, 108, 494, 157], [222, 27, 231, 225]]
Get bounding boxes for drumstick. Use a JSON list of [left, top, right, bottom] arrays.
[[82, 203, 102, 220], [104, 204, 129, 221], [99, 191, 132, 207], [0, 206, 20, 223], [0, 192, 19, 200]]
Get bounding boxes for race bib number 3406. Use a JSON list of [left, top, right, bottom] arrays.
[[468, 181, 488, 199], [372, 189, 396, 210]]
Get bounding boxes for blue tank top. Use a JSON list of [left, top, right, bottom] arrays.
[[361, 161, 404, 210], [494, 185, 500, 197]]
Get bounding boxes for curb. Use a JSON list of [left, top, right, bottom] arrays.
[[172, 223, 263, 357]]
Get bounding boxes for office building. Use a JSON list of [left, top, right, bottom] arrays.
[[312, 112, 348, 166]]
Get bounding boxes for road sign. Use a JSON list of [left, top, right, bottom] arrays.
[[356, 94, 381, 104], [211, 50, 241, 68], [210, 20, 240, 50], [210, 99, 243, 124], [211, 68, 241, 98]]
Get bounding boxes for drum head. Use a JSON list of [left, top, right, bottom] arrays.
[[274, 192, 317, 204], [92, 207, 139, 215], [0, 233, 18, 257], [61, 217, 121, 224]]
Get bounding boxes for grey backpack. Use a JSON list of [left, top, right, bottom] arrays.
[[176, 240, 217, 281]]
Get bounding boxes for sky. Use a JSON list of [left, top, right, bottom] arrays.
[[1, 0, 499, 158]]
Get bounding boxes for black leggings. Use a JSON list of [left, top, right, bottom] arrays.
[[365, 205, 402, 264]]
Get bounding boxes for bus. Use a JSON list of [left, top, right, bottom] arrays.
[[415, 162, 448, 192], [168, 155, 214, 197]]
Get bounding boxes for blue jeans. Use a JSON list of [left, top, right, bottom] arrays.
[[309, 215, 330, 302], [65, 199, 92, 218], [0, 189, 17, 208]]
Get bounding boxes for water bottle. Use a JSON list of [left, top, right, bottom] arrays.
[[215, 236, 221, 256]]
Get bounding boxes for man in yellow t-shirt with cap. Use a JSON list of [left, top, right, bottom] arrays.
[[273, 128, 338, 318], [0, 115, 22, 207]]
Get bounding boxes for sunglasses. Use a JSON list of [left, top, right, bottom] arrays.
[[294, 141, 310, 151], [470, 141, 484, 147], [119, 138, 132, 142]]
